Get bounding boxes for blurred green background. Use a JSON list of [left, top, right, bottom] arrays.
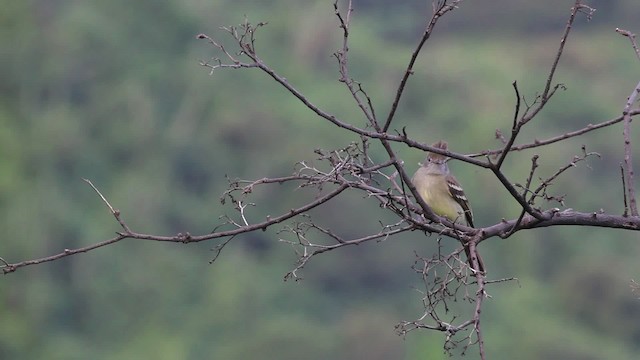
[[2, 0, 640, 359]]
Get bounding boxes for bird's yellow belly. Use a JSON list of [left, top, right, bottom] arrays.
[[415, 175, 465, 224]]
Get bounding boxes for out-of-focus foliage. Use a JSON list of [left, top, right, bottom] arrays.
[[1, 0, 640, 359]]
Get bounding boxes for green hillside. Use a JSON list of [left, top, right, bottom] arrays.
[[1, 1, 640, 359]]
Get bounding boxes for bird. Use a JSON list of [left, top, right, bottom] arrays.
[[411, 140, 485, 273]]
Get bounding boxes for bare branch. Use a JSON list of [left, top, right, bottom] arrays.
[[541, 2, 590, 107], [489, 163, 544, 220], [483, 209, 640, 240], [621, 164, 629, 217], [283, 222, 413, 281], [621, 81, 640, 215], [333, 0, 378, 127], [2, 235, 126, 274], [470, 239, 487, 360], [470, 110, 640, 158], [395, 243, 494, 358], [531, 146, 599, 205], [616, 28, 640, 62], [492, 1, 590, 174], [3, 178, 351, 274], [382, 0, 461, 132]]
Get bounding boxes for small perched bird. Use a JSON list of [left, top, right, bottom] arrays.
[[411, 140, 485, 273]]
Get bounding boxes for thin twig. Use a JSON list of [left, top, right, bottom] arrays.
[[83, 178, 131, 233]]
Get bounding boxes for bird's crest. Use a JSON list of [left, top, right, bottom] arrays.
[[427, 140, 448, 162]]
